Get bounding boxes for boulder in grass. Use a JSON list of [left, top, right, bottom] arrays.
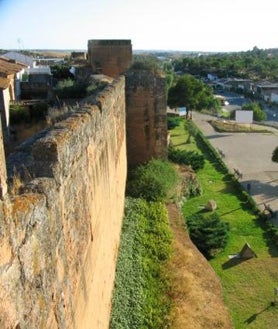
[[206, 199, 217, 211]]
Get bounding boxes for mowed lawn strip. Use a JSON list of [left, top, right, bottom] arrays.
[[170, 119, 278, 329]]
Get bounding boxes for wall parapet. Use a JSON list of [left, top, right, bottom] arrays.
[[0, 76, 127, 329]]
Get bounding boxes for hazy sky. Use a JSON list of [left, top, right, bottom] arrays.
[[1, 0, 278, 52]]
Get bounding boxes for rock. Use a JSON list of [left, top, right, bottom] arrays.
[[206, 199, 217, 211]]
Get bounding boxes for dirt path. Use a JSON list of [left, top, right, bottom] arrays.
[[166, 203, 233, 329]]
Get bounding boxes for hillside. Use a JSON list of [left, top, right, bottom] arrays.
[[167, 203, 233, 329]]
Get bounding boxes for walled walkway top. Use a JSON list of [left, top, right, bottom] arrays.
[[192, 112, 278, 219]]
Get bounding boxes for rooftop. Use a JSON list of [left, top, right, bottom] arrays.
[[0, 57, 26, 76]]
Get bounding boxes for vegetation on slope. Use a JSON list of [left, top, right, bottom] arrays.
[[111, 159, 180, 328], [110, 198, 172, 329], [171, 119, 278, 329]]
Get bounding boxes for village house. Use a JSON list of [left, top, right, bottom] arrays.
[[0, 57, 27, 139], [255, 81, 278, 103], [3, 51, 36, 68]]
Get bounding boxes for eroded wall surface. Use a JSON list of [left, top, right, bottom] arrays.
[[0, 77, 127, 329], [88, 39, 132, 78], [125, 70, 168, 167]]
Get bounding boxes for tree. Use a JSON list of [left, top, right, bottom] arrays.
[[272, 146, 278, 162], [241, 102, 267, 122], [186, 213, 230, 259], [167, 74, 217, 112]]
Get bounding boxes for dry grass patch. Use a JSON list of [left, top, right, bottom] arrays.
[[166, 203, 233, 329]]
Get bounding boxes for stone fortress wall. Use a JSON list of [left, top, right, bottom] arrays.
[[0, 38, 168, 328], [0, 77, 127, 329]]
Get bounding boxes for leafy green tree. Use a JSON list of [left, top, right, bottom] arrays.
[[272, 146, 278, 162], [242, 102, 267, 122], [186, 213, 230, 259], [167, 74, 217, 112]]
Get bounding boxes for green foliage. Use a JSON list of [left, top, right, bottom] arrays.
[[10, 104, 30, 124], [182, 174, 202, 198], [56, 79, 88, 98], [110, 198, 172, 329], [272, 146, 278, 162], [167, 74, 216, 112], [186, 213, 230, 259], [51, 64, 74, 79], [56, 78, 108, 99], [168, 146, 205, 171], [10, 102, 49, 124], [172, 48, 278, 80], [127, 159, 180, 202], [167, 116, 182, 130], [241, 102, 267, 121], [29, 102, 48, 120], [131, 55, 161, 73], [170, 118, 278, 328]]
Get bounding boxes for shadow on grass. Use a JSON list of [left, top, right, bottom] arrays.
[[255, 216, 278, 258], [244, 303, 273, 324], [222, 256, 249, 270], [175, 142, 187, 147]]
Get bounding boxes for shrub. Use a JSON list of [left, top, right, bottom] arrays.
[[272, 146, 278, 163], [10, 104, 30, 124], [186, 212, 230, 259], [29, 102, 48, 121], [10, 102, 49, 124], [182, 174, 202, 198], [167, 116, 181, 130], [168, 146, 205, 171], [56, 79, 87, 98], [127, 159, 180, 202]]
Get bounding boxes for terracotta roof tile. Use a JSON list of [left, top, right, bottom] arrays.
[[0, 57, 26, 76]]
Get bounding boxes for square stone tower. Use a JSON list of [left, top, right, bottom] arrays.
[[87, 39, 132, 78], [125, 69, 168, 167]]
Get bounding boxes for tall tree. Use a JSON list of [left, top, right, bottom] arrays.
[[167, 74, 218, 112]]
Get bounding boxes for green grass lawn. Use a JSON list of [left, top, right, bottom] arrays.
[[170, 119, 278, 329]]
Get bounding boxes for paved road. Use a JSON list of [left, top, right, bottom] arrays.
[[192, 112, 278, 216]]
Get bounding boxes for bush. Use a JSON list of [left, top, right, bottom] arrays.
[[56, 79, 87, 98], [272, 146, 278, 163], [10, 104, 30, 124], [168, 146, 205, 171], [29, 102, 48, 121], [127, 159, 180, 202], [186, 212, 230, 259], [167, 116, 181, 130], [10, 102, 49, 124]]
